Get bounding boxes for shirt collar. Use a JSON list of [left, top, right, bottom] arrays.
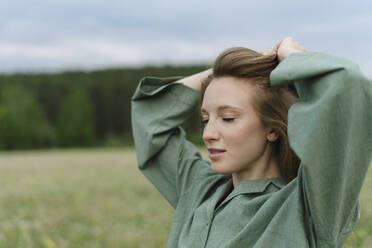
[[228, 177, 287, 197], [212, 177, 288, 215]]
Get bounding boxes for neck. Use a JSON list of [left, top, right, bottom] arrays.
[[232, 142, 282, 188]]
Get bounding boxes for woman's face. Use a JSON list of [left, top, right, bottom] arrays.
[[201, 76, 271, 176]]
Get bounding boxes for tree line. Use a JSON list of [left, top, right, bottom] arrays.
[[0, 65, 208, 150]]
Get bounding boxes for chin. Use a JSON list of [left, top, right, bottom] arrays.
[[211, 163, 234, 175]]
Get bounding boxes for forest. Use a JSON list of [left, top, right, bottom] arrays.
[[0, 65, 208, 150]]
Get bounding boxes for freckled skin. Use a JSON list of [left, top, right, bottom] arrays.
[[201, 76, 281, 187]]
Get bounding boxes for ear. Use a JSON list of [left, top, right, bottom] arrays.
[[267, 129, 279, 142]]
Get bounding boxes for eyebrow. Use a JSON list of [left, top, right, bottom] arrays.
[[200, 105, 243, 114]]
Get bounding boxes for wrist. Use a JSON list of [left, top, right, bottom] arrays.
[[280, 49, 304, 61]]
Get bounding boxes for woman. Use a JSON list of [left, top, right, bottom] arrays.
[[131, 37, 372, 247]]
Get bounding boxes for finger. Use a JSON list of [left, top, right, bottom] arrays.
[[273, 43, 280, 54], [273, 39, 284, 52]]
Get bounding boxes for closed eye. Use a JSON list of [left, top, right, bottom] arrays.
[[223, 118, 235, 122], [200, 118, 235, 127]]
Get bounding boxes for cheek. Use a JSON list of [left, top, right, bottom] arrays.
[[227, 122, 266, 154], [227, 126, 250, 145], [227, 122, 259, 143]]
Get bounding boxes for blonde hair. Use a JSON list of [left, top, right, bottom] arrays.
[[199, 47, 300, 183]]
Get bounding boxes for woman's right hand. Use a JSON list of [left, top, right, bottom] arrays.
[[175, 68, 212, 92], [273, 37, 306, 62]]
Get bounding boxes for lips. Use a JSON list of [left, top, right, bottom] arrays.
[[208, 148, 226, 153], [208, 148, 226, 159]]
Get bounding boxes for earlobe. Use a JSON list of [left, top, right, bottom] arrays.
[[267, 131, 279, 142]]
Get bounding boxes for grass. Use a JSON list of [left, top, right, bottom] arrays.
[[0, 148, 370, 247]]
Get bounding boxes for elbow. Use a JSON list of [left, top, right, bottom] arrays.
[[340, 61, 365, 85]]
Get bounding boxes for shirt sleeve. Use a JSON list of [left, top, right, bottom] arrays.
[[131, 76, 215, 209], [270, 51, 372, 242]]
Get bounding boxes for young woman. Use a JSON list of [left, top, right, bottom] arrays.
[[131, 37, 372, 247]]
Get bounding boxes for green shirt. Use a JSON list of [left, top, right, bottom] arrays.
[[131, 51, 372, 247]]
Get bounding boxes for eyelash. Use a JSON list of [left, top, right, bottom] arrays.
[[201, 118, 235, 127]]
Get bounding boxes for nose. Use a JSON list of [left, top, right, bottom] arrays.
[[202, 119, 219, 142]]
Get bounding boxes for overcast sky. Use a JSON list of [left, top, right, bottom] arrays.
[[1, 0, 371, 76]]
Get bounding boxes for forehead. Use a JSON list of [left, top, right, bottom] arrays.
[[201, 76, 256, 113]]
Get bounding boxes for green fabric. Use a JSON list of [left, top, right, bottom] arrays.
[[131, 51, 372, 247]]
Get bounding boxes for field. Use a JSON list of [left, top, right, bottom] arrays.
[[0, 148, 370, 248]]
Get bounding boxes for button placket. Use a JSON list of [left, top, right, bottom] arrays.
[[202, 214, 215, 248]]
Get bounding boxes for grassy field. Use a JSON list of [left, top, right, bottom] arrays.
[[0, 148, 370, 248]]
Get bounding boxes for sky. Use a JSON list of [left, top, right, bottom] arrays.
[[1, 0, 371, 77]]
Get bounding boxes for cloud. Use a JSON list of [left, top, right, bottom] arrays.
[[0, 0, 371, 76]]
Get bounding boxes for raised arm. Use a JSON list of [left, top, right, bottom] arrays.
[[131, 68, 216, 209], [174, 68, 212, 91], [270, 38, 372, 245]]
